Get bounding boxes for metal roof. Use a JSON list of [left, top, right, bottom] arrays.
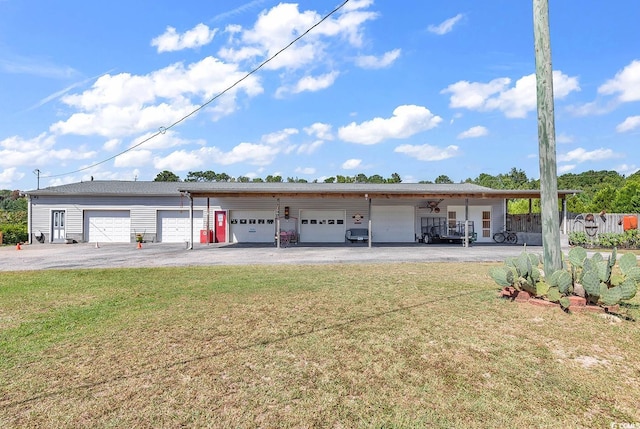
[[25, 180, 582, 199]]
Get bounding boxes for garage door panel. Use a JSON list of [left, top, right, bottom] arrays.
[[371, 206, 415, 242], [300, 210, 345, 243], [230, 210, 275, 243], [85, 210, 131, 243], [158, 210, 203, 243]]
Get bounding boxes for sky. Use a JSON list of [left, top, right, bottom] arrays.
[[1, 0, 639, 191]]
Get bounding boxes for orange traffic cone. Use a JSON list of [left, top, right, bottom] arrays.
[[137, 241, 142, 249], [16, 242, 21, 250]]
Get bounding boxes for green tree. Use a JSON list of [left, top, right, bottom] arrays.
[[154, 171, 181, 182], [587, 185, 617, 213], [435, 175, 453, 184], [265, 175, 282, 183], [389, 173, 402, 183]]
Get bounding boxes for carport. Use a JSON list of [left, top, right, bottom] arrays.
[[178, 183, 581, 250]]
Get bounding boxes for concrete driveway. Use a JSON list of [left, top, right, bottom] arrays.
[[0, 241, 560, 271]]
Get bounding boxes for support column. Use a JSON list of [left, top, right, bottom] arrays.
[[367, 197, 372, 249]]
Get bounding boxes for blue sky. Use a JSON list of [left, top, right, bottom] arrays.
[[1, 0, 639, 190]]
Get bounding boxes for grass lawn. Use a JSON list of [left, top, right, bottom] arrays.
[[1, 262, 639, 428]]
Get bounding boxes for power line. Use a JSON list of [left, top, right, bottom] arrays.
[[43, 0, 351, 179]]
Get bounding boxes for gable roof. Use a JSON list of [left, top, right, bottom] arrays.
[[26, 180, 581, 199]]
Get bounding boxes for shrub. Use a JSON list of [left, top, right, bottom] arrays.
[[0, 223, 28, 244], [568, 231, 590, 246]]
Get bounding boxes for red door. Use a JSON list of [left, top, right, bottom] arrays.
[[214, 211, 226, 243]]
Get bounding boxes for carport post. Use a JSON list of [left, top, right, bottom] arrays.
[[367, 196, 372, 248], [187, 193, 193, 250], [276, 198, 281, 249], [464, 199, 470, 248]]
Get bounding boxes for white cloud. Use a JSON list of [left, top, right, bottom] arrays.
[[0, 133, 95, 168], [616, 116, 640, 133], [442, 71, 580, 118], [457, 126, 488, 139], [236, 2, 377, 71], [355, 49, 401, 69], [616, 164, 639, 176], [103, 139, 121, 151], [50, 57, 263, 137], [151, 23, 217, 53], [598, 60, 640, 102], [276, 72, 340, 97], [443, 78, 511, 110], [558, 164, 576, 174], [296, 140, 324, 155], [114, 150, 154, 168], [394, 144, 459, 161], [556, 133, 574, 144], [566, 100, 615, 117], [295, 166, 316, 175], [153, 149, 205, 171], [428, 14, 464, 35], [261, 128, 299, 144], [342, 159, 362, 169], [338, 105, 442, 145], [557, 147, 619, 163], [0, 167, 25, 186], [214, 143, 281, 165], [304, 122, 333, 140]]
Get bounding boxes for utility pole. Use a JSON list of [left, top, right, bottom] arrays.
[[33, 169, 40, 190], [533, 0, 562, 273]]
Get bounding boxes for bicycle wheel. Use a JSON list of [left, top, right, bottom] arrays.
[[506, 232, 518, 244], [493, 232, 505, 243]]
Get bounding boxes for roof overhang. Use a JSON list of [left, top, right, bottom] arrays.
[[179, 188, 582, 199]]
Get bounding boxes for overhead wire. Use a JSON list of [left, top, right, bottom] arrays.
[[43, 0, 351, 179]]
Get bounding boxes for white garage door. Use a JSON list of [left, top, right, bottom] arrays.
[[229, 210, 275, 243], [85, 210, 131, 243], [300, 210, 345, 243], [371, 206, 415, 242], [158, 210, 203, 243]]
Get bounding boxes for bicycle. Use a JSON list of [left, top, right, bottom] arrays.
[[493, 229, 518, 244]]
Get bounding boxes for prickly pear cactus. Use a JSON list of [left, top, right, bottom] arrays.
[[619, 253, 638, 275], [596, 260, 612, 283], [601, 286, 623, 306], [581, 270, 601, 298], [619, 278, 638, 301], [568, 247, 587, 268], [489, 266, 514, 287], [556, 270, 572, 294]]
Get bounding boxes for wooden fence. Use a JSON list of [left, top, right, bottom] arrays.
[[506, 213, 639, 235]]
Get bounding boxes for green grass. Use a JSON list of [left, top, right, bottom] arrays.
[[1, 263, 639, 428]]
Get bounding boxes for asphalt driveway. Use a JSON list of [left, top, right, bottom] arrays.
[[0, 241, 558, 271]]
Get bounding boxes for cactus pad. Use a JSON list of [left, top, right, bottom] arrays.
[[619, 253, 638, 275]]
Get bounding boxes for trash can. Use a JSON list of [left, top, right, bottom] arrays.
[[200, 229, 213, 243], [0, 231, 3, 245]]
